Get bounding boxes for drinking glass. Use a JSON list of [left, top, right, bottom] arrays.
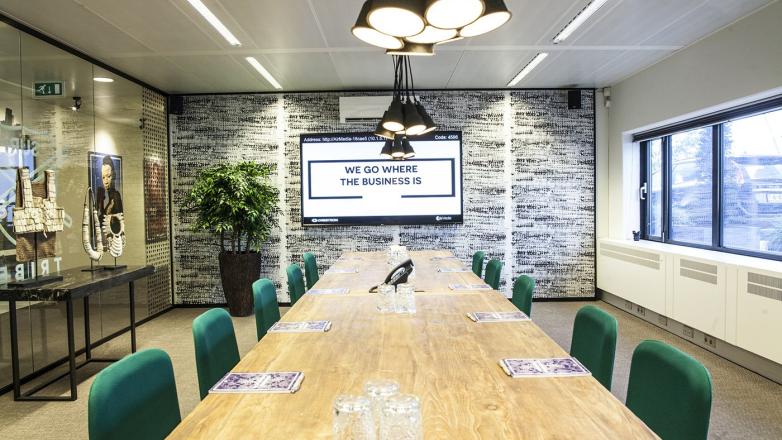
[[363, 380, 400, 434], [333, 395, 376, 440], [379, 394, 422, 440], [395, 283, 415, 314], [376, 284, 396, 313]]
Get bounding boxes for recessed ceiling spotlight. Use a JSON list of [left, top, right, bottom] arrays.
[[245, 57, 282, 90], [459, 0, 512, 37], [93, 77, 114, 83], [367, 0, 426, 37], [507, 53, 548, 87], [353, 1, 405, 49], [405, 25, 457, 44], [553, 0, 609, 43], [424, 0, 484, 30], [186, 0, 242, 47], [71, 96, 82, 111]]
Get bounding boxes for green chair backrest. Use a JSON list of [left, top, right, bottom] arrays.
[[483, 259, 503, 290], [287, 263, 306, 305], [88, 349, 181, 440], [253, 278, 281, 340], [302, 252, 319, 290], [570, 305, 617, 390], [511, 275, 535, 317], [192, 308, 240, 400], [471, 251, 486, 278], [626, 340, 712, 440]]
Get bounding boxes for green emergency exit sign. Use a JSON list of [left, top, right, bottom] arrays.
[[33, 81, 63, 97]]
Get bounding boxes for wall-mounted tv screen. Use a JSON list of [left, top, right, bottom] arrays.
[[300, 131, 463, 226]]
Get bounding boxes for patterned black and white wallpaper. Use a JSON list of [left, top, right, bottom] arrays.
[[169, 90, 595, 303]]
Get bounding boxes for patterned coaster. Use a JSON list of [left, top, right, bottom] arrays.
[[209, 372, 304, 393], [268, 320, 332, 333], [499, 358, 590, 378], [466, 311, 530, 322]]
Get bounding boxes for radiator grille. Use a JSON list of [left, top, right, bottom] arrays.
[[680, 259, 717, 275], [747, 272, 782, 302], [680, 268, 717, 285]]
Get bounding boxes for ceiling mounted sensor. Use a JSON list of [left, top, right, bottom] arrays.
[[386, 42, 434, 56], [406, 25, 457, 44], [71, 96, 82, 111], [367, 0, 427, 37], [459, 0, 511, 37], [353, 1, 405, 49], [425, 0, 484, 29], [553, 0, 609, 43]]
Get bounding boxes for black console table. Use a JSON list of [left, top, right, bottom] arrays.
[[0, 265, 154, 401]]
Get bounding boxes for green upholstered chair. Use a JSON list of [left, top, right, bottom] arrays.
[[88, 349, 180, 440], [287, 263, 306, 305], [511, 275, 535, 317], [253, 278, 281, 341], [471, 251, 486, 278], [192, 308, 240, 400], [570, 305, 617, 390], [483, 259, 503, 290], [626, 340, 712, 440], [302, 252, 319, 290]]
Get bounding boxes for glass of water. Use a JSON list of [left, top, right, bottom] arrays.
[[379, 394, 422, 440], [363, 380, 400, 434], [376, 284, 396, 313], [395, 283, 415, 314], [333, 395, 376, 440]]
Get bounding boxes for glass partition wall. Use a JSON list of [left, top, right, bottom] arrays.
[[0, 23, 167, 392]]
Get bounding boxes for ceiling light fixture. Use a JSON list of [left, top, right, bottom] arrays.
[[71, 96, 82, 111], [507, 52, 548, 87], [367, 0, 427, 37], [353, 1, 405, 49], [245, 57, 282, 90], [425, 0, 484, 30], [351, 0, 510, 54], [553, 0, 609, 43], [459, 0, 511, 37], [93, 77, 114, 83], [186, 0, 242, 47]]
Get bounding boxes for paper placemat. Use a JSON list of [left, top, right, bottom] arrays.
[[449, 283, 492, 291], [466, 311, 530, 322], [308, 287, 349, 295], [499, 358, 590, 378], [210, 372, 304, 393], [268, 320, 332, 333]]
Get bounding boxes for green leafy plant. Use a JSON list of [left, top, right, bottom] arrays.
[[185, 161, 280, 253]]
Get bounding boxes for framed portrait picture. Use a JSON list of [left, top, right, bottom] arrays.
[[88, 152, 123, 226], [144, 157, 167, 243]]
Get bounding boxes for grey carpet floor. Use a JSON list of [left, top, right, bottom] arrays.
[[0, 301, 780, 439]]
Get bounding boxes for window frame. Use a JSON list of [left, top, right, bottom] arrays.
[[637, 96, 782, 262]]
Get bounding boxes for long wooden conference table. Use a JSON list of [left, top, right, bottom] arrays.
[[169, 250, 657, 439]]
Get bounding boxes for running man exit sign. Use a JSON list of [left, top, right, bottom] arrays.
[[33, 81, 63, 97]]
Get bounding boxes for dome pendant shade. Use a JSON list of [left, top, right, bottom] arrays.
[[405, 25, 457, 44], [402, 138, 416, 158], [353, 1, 405, 48], [402, 101, 426, 135], [425, 0, 484, 30], [415, 103, 437, 133], [367, 0, 427, 37], [383, 98, 405, 132], [386, 42, 435, 56], [380, 140, 393, 158], [375, 112, 396, 139], [391, 136, 406, 158], [459, 0, 512, 37]]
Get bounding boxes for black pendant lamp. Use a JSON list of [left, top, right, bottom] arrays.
[[415, 103, 436, 134], [352, 1, 405, 49], [402, 138, 416, 158], [367, 0, 427, 37], [374, 111, 396, 139], [380, 140, 393, 158], [390, 135, 405, 159], [459, 0, 512, 37]]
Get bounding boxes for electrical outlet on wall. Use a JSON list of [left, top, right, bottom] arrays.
[[657, 315, 668, 327], [625, 300, 633, 310], [636, 305, 646, 316], [704, 335, 716, 349], [683, 326, 695, 338]]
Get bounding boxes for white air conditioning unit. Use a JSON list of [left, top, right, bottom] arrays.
[[339, 96, 392, 123]]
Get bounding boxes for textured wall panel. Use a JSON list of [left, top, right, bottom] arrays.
[[170, 90, 595, 302]]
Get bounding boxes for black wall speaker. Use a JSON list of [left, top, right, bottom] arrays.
[[168, 96, 184, 115], [568, 90, 582, 110]]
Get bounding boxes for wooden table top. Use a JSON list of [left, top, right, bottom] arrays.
[[168, 250, 657, 439]]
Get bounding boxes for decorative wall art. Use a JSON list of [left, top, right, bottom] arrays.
[[143, 157, 167, 243], [13, 168, 64, 262], [89, 153, 126, 260]]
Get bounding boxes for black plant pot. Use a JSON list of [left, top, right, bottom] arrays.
[[218, 251, 262, 317]]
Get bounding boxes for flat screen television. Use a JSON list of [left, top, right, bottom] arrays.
[[300, 131, 463, 226]]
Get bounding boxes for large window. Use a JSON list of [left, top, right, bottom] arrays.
[[639, 100, 782, 260]]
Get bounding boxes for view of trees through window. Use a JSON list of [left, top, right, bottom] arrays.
[[641, 106, 782, 259]]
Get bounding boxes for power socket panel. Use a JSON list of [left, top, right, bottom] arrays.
[[635, 305, 646, 316], [683, 326, 695, 339], [704, 335, 717, 349]]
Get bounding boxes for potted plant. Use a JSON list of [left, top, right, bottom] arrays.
[[185, 161, 280, 316]]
